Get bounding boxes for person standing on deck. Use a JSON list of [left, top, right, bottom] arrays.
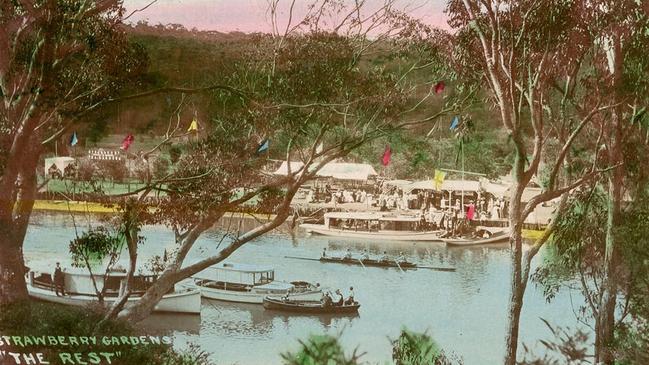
[[53, 262, 65, 296]]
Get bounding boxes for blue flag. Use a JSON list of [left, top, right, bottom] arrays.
[[256, 139, 270, 154], [70, 131, 78, 146], [450, 116, 460, 130]]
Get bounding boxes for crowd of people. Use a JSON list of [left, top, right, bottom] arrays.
[[301, 181, 510, 222]]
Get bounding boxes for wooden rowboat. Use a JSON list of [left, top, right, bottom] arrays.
[[263, 297, 360, 314], [319, 256, 417, 269], [441, 231, 509, 246]]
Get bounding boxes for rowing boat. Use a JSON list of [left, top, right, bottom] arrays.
[[441, 231, 509, 246], [319, 256, 417, 269], [263, 297, 360, 314]]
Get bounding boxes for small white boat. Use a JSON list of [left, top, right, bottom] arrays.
[[26, 268, 201, 314], [301, 212, 444, 241], [192, 262, 322, 304], [441, 228, 509, 246]]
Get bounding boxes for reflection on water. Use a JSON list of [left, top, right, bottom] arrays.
[[23, 212, 589, 365]]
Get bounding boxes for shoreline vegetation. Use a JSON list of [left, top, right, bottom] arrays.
[[0, 301, 462, 365], [31, 199, 545, 240]]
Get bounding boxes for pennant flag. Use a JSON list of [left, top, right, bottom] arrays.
[[434, 81, 446, 94], [69, 131, 78, 146], [434, 169, 446, 191], [450, 116, 460, 130], [382, 145, 391, 166], [316, 142, 324, 154], [256, 139, 270, 154], [120, 133, 134, 151], [187, 119, 198, 132]]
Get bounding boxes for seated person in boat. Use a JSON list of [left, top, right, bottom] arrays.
[[361, 249, 370, 260], [52, 262, 65, 297], [344, 248, 353, 260], [379, 251, 390, 262], [334, 289, 344, 306], [396, 252, 407, 263], [321, 292, 333, 307], [345, 286, 355, 305]]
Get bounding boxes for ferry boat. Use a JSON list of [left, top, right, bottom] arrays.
[[26, 267, 201, 314], [300, 212, 444, 241], [192, 262, 322, 304]]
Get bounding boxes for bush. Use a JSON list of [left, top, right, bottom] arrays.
[[281, 334, 362, 365], [0, 301, 211, 365]]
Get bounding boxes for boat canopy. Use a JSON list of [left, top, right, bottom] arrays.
[[324, 212, 420, 222], [194, 262, 275, 286]]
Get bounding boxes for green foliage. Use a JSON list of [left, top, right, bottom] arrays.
[[69, 226, 122, 269], [0, 301, 211, 365], [281, 334, 361, 365], [392, 329, 441, 365]]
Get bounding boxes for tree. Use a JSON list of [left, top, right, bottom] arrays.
[[446, 1, 622, 363], [113, 1, 463, 322], [0, 0, 147, 304], [69, 226, 123, 303]]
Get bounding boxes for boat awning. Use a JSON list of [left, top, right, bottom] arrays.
[[273, 161, 378, 181], [197, 262, 274, 275]]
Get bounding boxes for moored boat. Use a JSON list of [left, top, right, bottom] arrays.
[[301, 212, 444, 241], [26, 268, 201, 314], [442, 230, 509, 246], [262, 297, 360, 314], [193, 262, 322, 304]]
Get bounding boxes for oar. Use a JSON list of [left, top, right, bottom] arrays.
[[284, 256, 321, 262], [417, 266, 456, 272], [395, 260, 405, 274], [357, 258, 366, 269]]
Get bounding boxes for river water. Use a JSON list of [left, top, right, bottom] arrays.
[[23, 212, 589, 365]]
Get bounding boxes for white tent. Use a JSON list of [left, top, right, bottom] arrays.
[[273, 161, 378, 181]]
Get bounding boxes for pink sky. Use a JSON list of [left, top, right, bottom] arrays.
[[123, 0, 449, 33]]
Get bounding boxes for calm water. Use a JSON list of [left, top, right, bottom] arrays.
[[23, 212, 590, 365]]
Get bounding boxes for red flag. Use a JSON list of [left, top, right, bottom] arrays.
[[382, 145, 391, 166], [434, 81, 445, 94], [120, 133, 134, 151]]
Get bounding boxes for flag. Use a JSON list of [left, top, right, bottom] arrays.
[[434, 169, 446, 191], [69, 132, 78, 146], [120, 133, 134, 151], [256, 139, 270, 154], [434, 81, 446, 94], [382, 145, 391, 166], [450, 116, 460, 130], [187, 119, 198, 132]]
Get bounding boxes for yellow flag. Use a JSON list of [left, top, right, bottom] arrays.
[[434, 169, 446, 191], [187, 119, 198, 132]]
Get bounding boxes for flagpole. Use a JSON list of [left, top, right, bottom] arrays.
[[461, 138, 465, 218]]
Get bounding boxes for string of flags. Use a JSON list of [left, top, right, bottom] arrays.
[[69, 132, 78, 146], [434, 80, 445, 94], [434, 169, 446, 191], [450, 116, 460, 130], [382, 145, 391, 166], [187, 119, 199, 132], [120, 133, 134, 151], [256, 139, 270, 154]]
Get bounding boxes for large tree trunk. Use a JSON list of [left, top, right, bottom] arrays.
[[595, 127, 623, 365], [0, 230, 29, 304], [504, 182, 527, 365]]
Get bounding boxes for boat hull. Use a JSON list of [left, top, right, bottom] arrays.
[[301, 224, 443, 241], [263, 297, 360, 314], [199, 287, 322, 304], [27, 285, 201, 314], [442, 232, 510, 246], [319, 257, 417, 269]]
